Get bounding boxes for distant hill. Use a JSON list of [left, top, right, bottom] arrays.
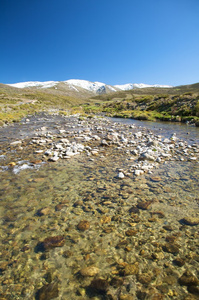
[[85, 82, 199, 125], [5, 79, 172, 98], [1, 80, 199, 125]]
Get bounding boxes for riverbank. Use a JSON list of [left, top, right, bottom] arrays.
[[85, 88, 199, 126], [0, 114, 199, 299]]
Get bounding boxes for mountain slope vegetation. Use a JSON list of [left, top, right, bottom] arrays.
[[0, 82, 199, 126], [85, 83, 199, 125]]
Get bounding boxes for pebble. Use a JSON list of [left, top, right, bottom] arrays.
[[77, 220, 90, 231], [137, 201, 153, 210], [80, 266, 99, 277], [163, 243, 180, 254], [122, 263, 139, 276], [37, 207, 50, 216], [117, 171, 125, 179]]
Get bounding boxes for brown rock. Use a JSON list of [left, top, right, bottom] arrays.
[[30, 160, 42, 165], [89, 278, 109, 292], [129, 206, 140, 214], [163, 225, 173, 231], [55, 203, 66, 211], [110, 277, 123, 288], [80, 266, 99, 277], [165, 235, 178, 243], [150, 176, 162, 182], [162, 243, 180, 254], [137, 201, 153, 210], [151, 211, 165, 218], [181, 217, 199, 226], [9, 162, 16, 167], [73, 200, 83, 207], [119, 295, 134, 300], [0, 261, 8, 271], [36, 281, 59, 300], [116, 239, 128, 249], [100, 215, 111, 224], [37, 207, 50, 216], [179, 271, 199, 286], [123, 263, 139, 276], [188, 285, 199, 296], [77, 220, 90, 231], [125, 229, 137, 236], [137, 273, 152, 284], [173, 257, 185, 267], [37, 236, 65, 251]]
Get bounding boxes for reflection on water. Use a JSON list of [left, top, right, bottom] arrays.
[[110, 117, 199, 144], [0, 116, 199, 299]]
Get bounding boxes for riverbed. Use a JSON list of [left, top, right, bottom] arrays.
[[0, 114, 199, 300]]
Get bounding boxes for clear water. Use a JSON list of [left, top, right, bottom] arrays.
[[0, 115, 198, 299]]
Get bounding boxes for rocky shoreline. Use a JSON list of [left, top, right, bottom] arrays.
[[0, 113, 198, 176], [0, 113, 199, 299]]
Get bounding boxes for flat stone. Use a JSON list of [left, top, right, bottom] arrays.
[[125, 229, 137, 236], [181, 217, 199, 226], [162, 243, 180, 254], [137, 201, 153, 210], [36, 236, 65, 252], [80, 266, 99, 277]]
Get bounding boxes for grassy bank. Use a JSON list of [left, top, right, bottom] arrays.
[[1, 82, 199, 127], [84, 89, 199, 126], [0, 85, 84, 125]]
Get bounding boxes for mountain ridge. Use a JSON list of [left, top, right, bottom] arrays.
[[6, 79, 172, 95]]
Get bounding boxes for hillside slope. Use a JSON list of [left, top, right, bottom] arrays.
[[85, 83, 199, 125]]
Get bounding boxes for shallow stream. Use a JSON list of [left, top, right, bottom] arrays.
[[0, 114, 198, 300]]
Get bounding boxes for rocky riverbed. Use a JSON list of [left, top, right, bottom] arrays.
[[0, 113, 199, 299]]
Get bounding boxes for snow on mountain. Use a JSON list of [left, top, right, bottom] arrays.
[[115, 83, 172, 90], [114, 83, 134, 90], [8, 81, 58, 89], [64, 79, 106, 93], [6, 79, 172, 93]]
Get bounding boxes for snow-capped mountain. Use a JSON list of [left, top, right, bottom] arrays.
[[115, 83, 172, 90], [8, 81, 59, 89], [7, 79, 172, 94]]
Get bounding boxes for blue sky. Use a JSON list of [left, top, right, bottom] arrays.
[[0, 0, 199, 86]]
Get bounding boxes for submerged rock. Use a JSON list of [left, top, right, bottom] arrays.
[[181, 217, 199, 226], [36, 236, 65, 252], [179, 271, 199, 286], [162, 243, 180, 254], [122, 263, 139, 276], [89, 278, 109, 293], [137, 201, 153, 210], [36, 281, 59, 300], [77, 220, 90, 231], [80, 266, 99, 277]]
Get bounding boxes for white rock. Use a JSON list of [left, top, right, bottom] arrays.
[[134, 170, 144, 176], [117, 172, 125, 179], [49, 156, 59, 162], [10, 141, 22, 146]]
